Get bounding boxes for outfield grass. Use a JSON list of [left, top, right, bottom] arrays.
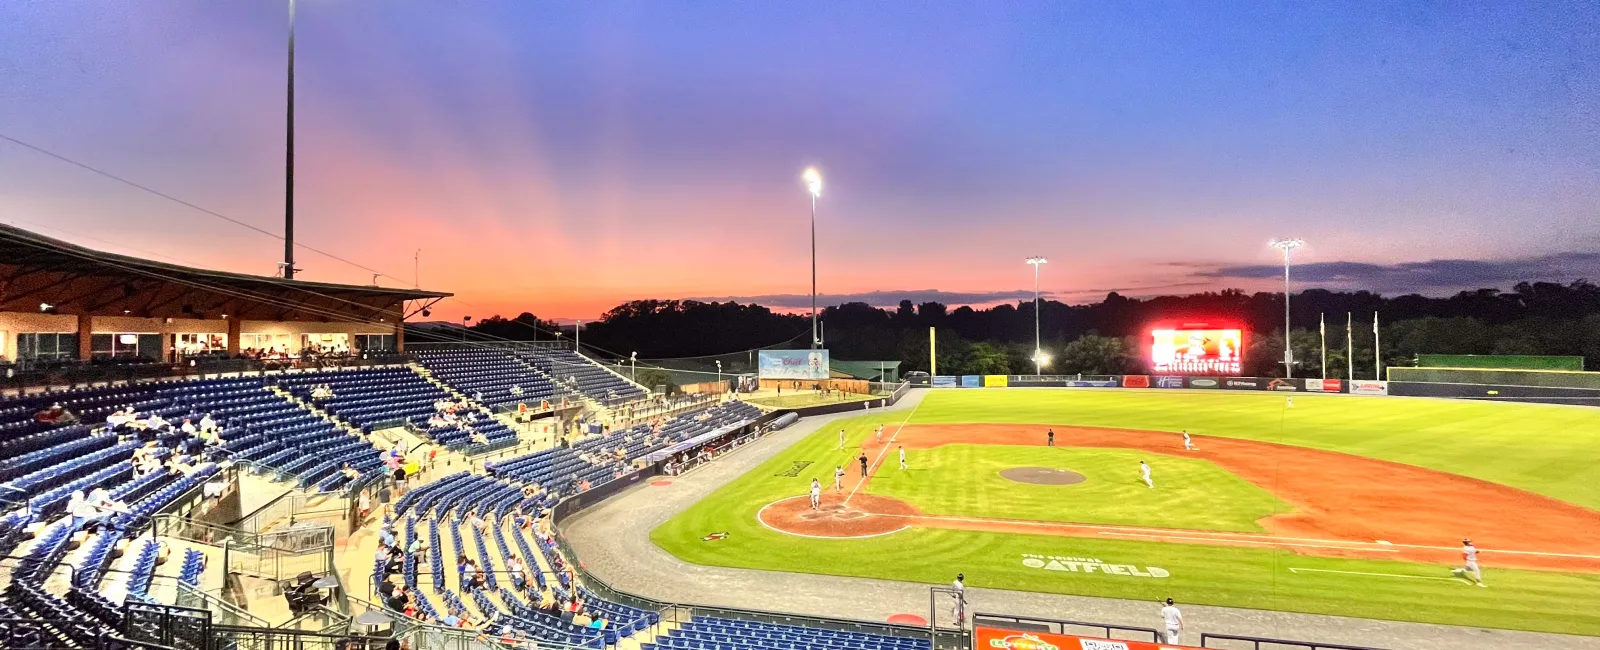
[[651, 390, 1600, 634], [869, 445, 1289, 532]]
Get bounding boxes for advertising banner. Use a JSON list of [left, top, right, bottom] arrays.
[[974, 626, 1200, 650], [1153, 376, 1185, 388], [1220, 377, 1263, 390], [1150, 327, 1244, 375], [1305, 378, 1343, 392], [757, 350, 829, 380], [1351, 380, 1388, 396], [985, 375, 1010, 388], [1122, 375, 1150, 388], [1066, 380, 1120, 388], [1185, 377, 1220, 389], [1322, 378, 1343, 392], [961, 375, 982, 388], [1266, 378, 1300, 392], [932, 376, 959, 388]]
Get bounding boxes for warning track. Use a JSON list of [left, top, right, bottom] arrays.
[[756, 424, 1600, 572]]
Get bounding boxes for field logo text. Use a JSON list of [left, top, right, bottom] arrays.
[[1022, 554, 1170, 578]]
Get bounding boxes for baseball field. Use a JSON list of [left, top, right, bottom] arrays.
[[650, 389, 1600, 635]]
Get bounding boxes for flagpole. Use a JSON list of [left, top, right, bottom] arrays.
[[1346, 312, 1354, 380], [1319, 313, 1327, 380], [1373, 312, 1382, 381]]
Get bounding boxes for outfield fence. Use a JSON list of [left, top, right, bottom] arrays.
[[1388, 366, 1600, 389]]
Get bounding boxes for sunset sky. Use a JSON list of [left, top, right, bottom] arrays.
[[2, 2, 1596, 321]]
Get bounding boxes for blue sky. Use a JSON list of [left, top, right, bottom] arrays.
[[1, 1, 1596, 318]]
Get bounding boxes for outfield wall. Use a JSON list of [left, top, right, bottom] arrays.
[[1387, 381, 1600, 405], [1389, 366, 1600, 389]]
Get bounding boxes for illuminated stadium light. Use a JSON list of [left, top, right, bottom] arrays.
[[1269, 238, 1305, 378], [1025, 257, 1048, 375], [802, 167, 823, 197]]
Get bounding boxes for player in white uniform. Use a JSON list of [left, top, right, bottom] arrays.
[[951, 573, 966, 628], [1183, 431, 1195, 451], [838, 429, 846, 449], [1286, 396, 1294, 408], [1160, 598, 1183, 644], [833, 466, 845, 493], [1452, 539, 1486, 586], [1140, 461, 1154, 488], [809, 479, 822, 510], [875, 425, 884, 444], [898, 446, 907, 470]]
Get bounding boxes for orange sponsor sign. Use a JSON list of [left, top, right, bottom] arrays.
[[973, 626, 1201, 650]]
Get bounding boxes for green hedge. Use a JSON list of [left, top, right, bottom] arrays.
[[1415, 354, 1585, 371]]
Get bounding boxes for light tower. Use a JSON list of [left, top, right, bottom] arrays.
[[1269, 239, 1305, 378], [1025, 257, 1048, 375], [802, 167, 823, 348]]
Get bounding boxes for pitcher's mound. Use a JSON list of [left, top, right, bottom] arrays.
[[1000, 467, 1087, 485]]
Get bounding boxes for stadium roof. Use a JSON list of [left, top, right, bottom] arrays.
[[0, 223, 449, 322]]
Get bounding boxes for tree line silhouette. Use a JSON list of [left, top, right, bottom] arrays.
[[441, 281, 1600, 379]]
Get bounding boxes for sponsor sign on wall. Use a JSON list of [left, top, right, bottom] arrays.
[[1221, 377, 1261, 390], [1350, 380, 1388, 396], [1065, 380, 1120, 388], [932, 376, 959, 388], [1121, 375, 1150, 388], [985, 375, 1010, 388], [1305, 378, 1343, 392], [1153, 376, 1185, 388], [1266, 378, 1299, 392], [975, 626, 1201, 650], [961, 375, 982, 388], [757, 350, 829, 380], [1186, 377, 1219, 389]]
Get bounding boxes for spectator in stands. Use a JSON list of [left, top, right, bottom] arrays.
[[341, 463, 361, 484], [145, 412, 171, 432], [468, 511, 490, 534], [180, 418, 198, 437], [378, 525, 396, 548], [34, 402, 79, 426], [507, 555, 527, 591], [106, 408, 135, 431], [199, 412, 218, 433], [470, 431, 489, 446], [198, 425, 223, 447], [383, 584, 409, 613], [407, 535, 427, 563], [510, 385, 524, 396]]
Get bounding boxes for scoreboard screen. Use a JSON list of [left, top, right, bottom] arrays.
[[1151, 328, 1243, 375]]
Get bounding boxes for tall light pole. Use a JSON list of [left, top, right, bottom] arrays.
[[1025, 257, 1048, 375], [1269, 239, 1305, 379], [461, 315, 472, 342], [802, 167, 823, 349], [716, 360, 723, 387], [283, 0, 297, 279], [630, 352, 637, 382]]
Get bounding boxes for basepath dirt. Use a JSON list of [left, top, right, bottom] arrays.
[[756, 424, 1600, 572]]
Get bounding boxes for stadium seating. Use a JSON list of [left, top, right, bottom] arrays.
[[413, 348, 565, 411], [514, 349, 646, 406], [645, 618, 932, 650]]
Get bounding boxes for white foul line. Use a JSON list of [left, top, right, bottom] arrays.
[[1289, 567, 1465, 583], [842, 396, 924, 507]]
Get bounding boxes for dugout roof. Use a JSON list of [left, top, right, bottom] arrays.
[[0, 223, 450, 322]]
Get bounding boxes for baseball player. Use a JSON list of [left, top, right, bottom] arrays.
[[809, 478, 822, 510], [1183, 430, 1195, 451], [1286, 396, 1294, 409], [834, 466, 845, 493], [875, 424, 884, 444], [838, 428, 846, 450], [898, 446, 907, 470], [951, 573, 966, 628], [1047, 429, 1055, 447], [1160, 598, 1183, 644], [1140, 460, 1153, 488], [1452, 539, 1486, 587]]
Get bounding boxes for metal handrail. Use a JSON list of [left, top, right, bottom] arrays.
[[176, 582, 272, 628], [1199, 633, 1390, 650]]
